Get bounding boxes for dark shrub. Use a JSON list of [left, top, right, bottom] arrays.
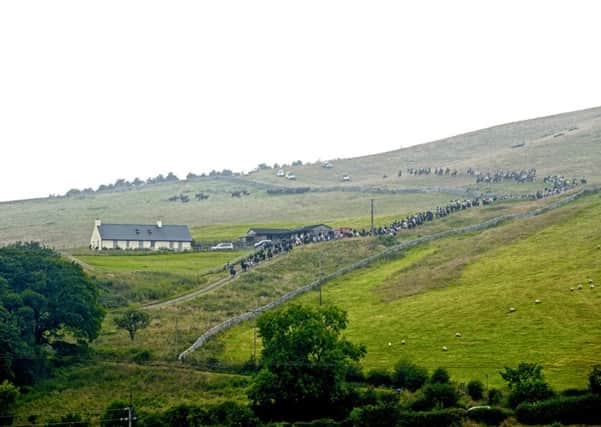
[[45, 412, 90, 427], [392, 360, 428, 392], [589, 365, 601, 394], [466, 380, 484, 400], [467, 407, 511, 426], [347, 404, 401, 427], [132, 349, 152, 365], [487, 388, 503, 405], [507, 380, 555, 408], [100, 401, 131, 427], [398, 409, 466, 427], [345, 364, 365, 382], [515, 394, 601, 425], [366, 369, 393, 387], [412, 383, 459, 410], [293, 419, 339, 427], [206, 401, 258, 426], [429, 368, 450, 384], [561, 388, 588, 397]]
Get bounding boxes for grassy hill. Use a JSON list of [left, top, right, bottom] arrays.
[[1, 106, 599, 249], [209, 191, 601, 389], [6, 107, 601, 423]]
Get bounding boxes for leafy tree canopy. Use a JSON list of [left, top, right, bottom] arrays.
[[0, 242, 105, 384], [248, 304, 366, 421], [114, 309, 150, 341]]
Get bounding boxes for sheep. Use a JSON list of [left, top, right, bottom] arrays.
[[455, 332, 462, 337], [401, 340, 406, 345], [570, 287, 575, 292], [591, 284, 596, 289], [509, 307, 516, 313], [588, 279, 593, 284], [535, 299, 541, 304], [577, 284, 583, 290], [442, 346, 448, 352]]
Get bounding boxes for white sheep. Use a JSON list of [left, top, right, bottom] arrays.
[[588, 279, 593, 284], [442, 346, 448, 352], [509, 307, 516, 313], [535, 299, 541, 304], [401, 340, 406, 345], [455, 332, 462, 337], [591, 284, 596, 289], [570, 287, 575, 292], [577, 284, 583, 290]]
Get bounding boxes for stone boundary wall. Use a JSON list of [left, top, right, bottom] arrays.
[[178, 189, 590, 360]]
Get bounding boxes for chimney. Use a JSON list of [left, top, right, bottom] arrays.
[[156, 220, 163, 228], [95, 218, 101, 227]]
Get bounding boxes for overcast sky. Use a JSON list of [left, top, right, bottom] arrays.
[[1, 1, 600, 202]]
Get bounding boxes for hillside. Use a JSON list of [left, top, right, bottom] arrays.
[[1, 106, 599, 249], [204, 191, 601, 389]]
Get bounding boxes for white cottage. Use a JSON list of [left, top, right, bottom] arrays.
[[90, 219, 192, 251]]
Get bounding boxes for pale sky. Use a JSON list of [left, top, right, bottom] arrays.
[[1, 1, 600, 202]]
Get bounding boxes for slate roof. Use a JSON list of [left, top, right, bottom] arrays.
[[98, 224, 192, 242], [247, 228, 293, 237], [247, 224, 332, 236]]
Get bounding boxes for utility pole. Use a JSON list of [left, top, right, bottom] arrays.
[[174, 317, 179, 360], [319, 253, 323, 306], [370, 199, 375, 235]]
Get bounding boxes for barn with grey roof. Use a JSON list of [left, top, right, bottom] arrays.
[[90, 219, 192, 251]]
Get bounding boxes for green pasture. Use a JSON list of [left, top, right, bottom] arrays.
[[13, 362, 248, 425], [78, 250, 248, 275], [212, 193, 601, 389]]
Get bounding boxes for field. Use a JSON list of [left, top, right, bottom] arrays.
[[6, 107, 601, 423], [209, 192, 601, 389]]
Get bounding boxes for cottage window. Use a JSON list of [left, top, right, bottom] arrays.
[[113, 240, 118, 248], [178, 242, 183, 250], [169, 241, 174, 249], [138, 240, 143, 249]]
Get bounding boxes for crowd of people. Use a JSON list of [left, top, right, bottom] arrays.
[[224, 174, 586, 276]]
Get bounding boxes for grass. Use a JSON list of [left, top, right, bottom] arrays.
[[13, 361, 249, 425], [211, 192, 601, 389], [75, 251, 251, 305]]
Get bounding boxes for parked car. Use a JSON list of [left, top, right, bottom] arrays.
[[254, 239, 273, 249], [210, 242, 234, 250]]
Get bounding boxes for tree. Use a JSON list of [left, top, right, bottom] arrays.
[[589, 365, 601, 394], [429, 367, 451, 384], [0, 242, 105, 384], [248, 304, 366, 421], [114, 309, 150, 341], [0, 380, 18, 426], [391, 359, 428, 391], [500, 362, 554, 407]]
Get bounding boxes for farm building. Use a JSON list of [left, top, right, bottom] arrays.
[[90, 219, 192, 251], [245, 224, 332, 243]]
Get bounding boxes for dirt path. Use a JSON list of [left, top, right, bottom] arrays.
[[140, 274, 238, 310]]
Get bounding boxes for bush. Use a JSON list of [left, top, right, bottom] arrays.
[[429, 368, 450, 384], [487, 388, 503, 405], [466, 380, 484, 400], [507, 380, 555, 408], [397, 409, 466, 427], [132, 349, 153, 365], [392, 360, 428, 392], [466, 407, 511, 426], [0, 380, 18, 426], [345, 364, 365, 382], [411, 383, 459, 411], [515, 394, 601, 425], [293, 419, 339, 427], [589, 365, 601, 394], [347, 404, 401, 427], [45, 413, 90, 427], [366, 369, 393, 387], [100, 401, 130, 427], [207, 401, 259, 426]]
